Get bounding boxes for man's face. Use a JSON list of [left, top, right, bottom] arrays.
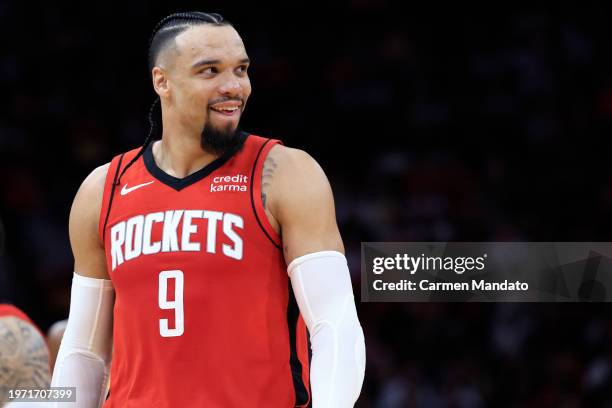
[[159, 24, 251, 151]]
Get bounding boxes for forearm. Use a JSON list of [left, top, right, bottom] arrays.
[[288, 251, 366, 408], [49, 273, 114, 408]]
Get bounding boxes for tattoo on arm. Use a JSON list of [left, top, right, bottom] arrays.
[[261, 154, 277, 210], [0, 317, 51, 400]]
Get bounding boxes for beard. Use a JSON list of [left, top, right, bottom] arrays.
[[200, 119, 243, 156]]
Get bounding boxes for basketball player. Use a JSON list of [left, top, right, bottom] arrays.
[[0, 304, 51, 407], [49, 12, 365, 407]]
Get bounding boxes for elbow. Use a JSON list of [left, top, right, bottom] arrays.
[[309, 298, 366, 405]]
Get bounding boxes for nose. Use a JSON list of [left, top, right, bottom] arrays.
[[218, 73, 241, 96]]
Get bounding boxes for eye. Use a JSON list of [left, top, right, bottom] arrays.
[[199, 67, 218, 75], [236, 65, 249, 74]]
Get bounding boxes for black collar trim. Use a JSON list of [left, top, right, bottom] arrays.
[[143, 132, 249, 191]]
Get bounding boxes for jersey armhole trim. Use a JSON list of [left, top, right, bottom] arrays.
[[98, 154, 125, 244], [250, 139, 283, 250]]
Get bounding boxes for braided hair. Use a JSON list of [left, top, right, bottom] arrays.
[[117, 12, 232, 185]]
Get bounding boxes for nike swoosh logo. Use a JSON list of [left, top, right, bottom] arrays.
[[120, 181, 154, 196]]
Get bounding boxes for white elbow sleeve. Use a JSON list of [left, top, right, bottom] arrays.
[[50, 273, 114, 408], [288, 251, 365, 408]]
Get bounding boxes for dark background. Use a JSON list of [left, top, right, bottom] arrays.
[[2, 2, 612, 407]]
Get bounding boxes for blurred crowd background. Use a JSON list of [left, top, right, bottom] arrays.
[[2, 2, 612, 407]]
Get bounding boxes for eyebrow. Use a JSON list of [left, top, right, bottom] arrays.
[[191, 58, 250, 69]]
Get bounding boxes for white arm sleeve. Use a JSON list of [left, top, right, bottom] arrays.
[[288, 251, 366, 408], [49, 273, 114, 408]]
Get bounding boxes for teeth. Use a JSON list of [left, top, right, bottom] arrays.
[[213, 106, 239, 112]]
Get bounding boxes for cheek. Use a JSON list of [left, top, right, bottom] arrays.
[[241, 77, 252, 98], [182, 91, 211, 119], [178, 90, 209, 123], [178, 78, 210, 103]]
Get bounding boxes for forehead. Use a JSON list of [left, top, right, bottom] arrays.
[[174, 25, 247, 63]]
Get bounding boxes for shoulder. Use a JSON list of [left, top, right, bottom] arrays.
[[71, 163, 110, 215], [68, 162, 115, 278], [0, 316, 50, 388], [266, 144, 324, 178], [262, 144, 343, 261], [0, 316, 47, 350], [69, 163, 111, 243], [264, 145, 333, 218], [0, 304, 33, 323], [81, 162, 110, 195]]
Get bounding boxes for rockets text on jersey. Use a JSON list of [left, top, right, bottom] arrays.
[[109, 209, 244, 270]]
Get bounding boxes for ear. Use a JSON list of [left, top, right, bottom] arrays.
[[152, 67, 170, 98]]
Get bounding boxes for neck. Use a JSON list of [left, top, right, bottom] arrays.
[[154, 119, 219, 179]]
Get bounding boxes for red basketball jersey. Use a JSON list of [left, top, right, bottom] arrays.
[[98, 133, 310, 407]]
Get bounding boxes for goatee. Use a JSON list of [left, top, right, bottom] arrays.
[[201, 121, 243, 156]]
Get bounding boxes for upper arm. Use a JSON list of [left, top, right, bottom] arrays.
[[69, 163, 110, 279], [266, 146, 344, 264]]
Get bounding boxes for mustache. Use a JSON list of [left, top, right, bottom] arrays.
[[208, 96, 243, 106]]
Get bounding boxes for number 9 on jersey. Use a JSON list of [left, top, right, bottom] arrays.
[[158, 270, 184, 337]]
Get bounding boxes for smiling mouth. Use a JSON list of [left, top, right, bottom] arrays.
[[210, 106, 240, 114], [209, 100, 243, 116]]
